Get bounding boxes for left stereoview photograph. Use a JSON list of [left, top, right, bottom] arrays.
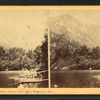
[[0, 10, 48, 88]]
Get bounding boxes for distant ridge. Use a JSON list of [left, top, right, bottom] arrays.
[[49, 14, 100, 48]]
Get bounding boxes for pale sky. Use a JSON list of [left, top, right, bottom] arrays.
[[0, 10, 48, 50], [49, 10, 100, 25]]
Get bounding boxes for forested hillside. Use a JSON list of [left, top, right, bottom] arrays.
[[50, 15, 100, 70]]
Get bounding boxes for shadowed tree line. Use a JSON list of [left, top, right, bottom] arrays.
[[50, 31, 100, 70], [0, 34, 48, 71]]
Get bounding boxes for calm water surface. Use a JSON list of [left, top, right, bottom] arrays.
[[0, 71, 20, 88], [0, 71, 48, 88], [51, 70, 100, 88]]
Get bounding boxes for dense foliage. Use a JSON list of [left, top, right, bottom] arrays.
[[50, 32, 100, 70], [0, 34, 48, 71]]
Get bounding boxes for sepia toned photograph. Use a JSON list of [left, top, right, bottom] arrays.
[[0, 6, 100, 94], [50, 10, 100, 88], [0, 10, 48, 88]]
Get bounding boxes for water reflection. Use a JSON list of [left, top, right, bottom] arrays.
[[51, 70, 100, 88]]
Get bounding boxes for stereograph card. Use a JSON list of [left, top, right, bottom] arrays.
[[0, 6, 99, 94]]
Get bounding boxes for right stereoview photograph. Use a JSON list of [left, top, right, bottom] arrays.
[[50, 10, 100, 88]]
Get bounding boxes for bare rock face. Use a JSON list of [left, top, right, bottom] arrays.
[[49, 14, 99, 48]]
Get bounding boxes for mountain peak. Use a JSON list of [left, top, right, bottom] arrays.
[[49, 14, 81, 25], [49, 14, 95, 48], [56, 14, 74, 20]]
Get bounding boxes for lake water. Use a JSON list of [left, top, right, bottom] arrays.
[[0, 71, 48, 88], [1, 70, 100, 88], [51, 70, 100, 88]]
